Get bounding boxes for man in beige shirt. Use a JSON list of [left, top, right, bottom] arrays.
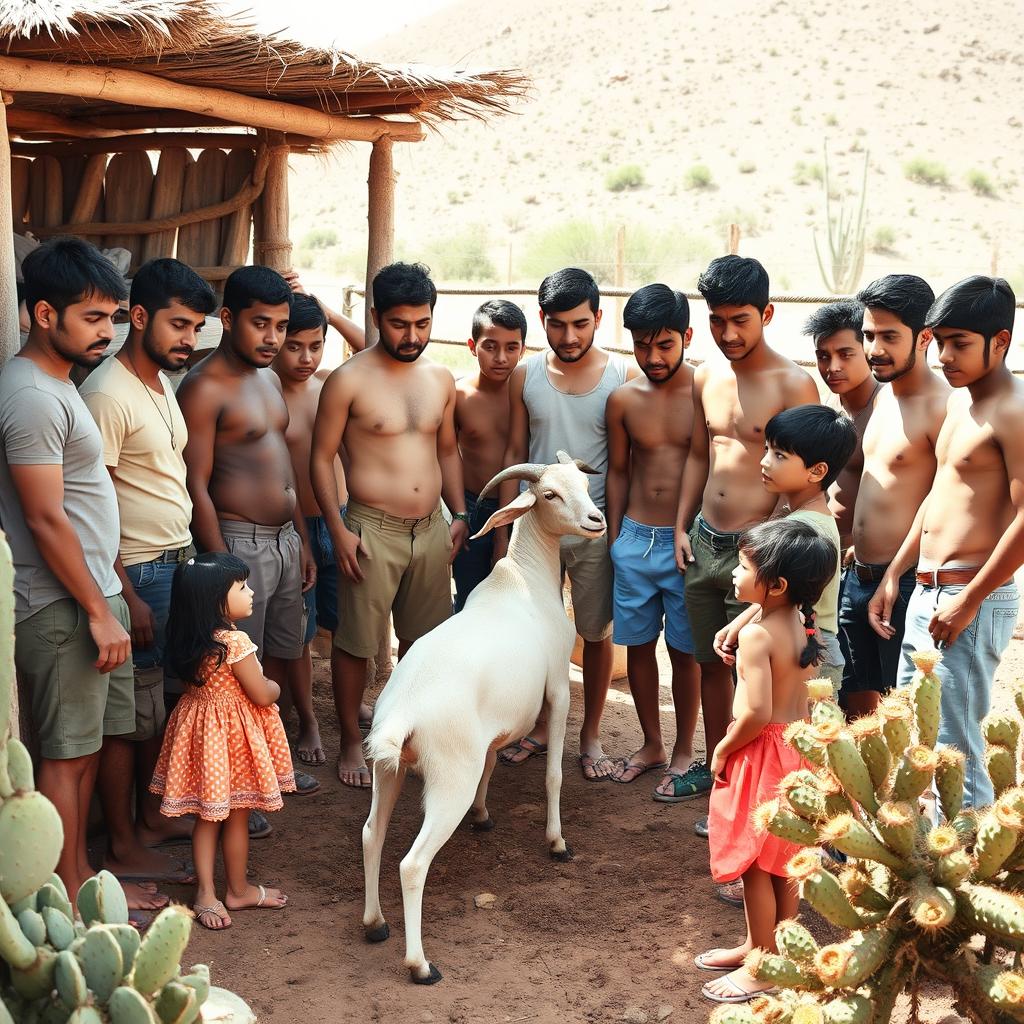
[[81, 259, 215, 906]]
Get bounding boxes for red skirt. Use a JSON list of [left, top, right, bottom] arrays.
[[708, 723, 804, 883]]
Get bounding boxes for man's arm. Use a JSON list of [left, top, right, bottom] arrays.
[[867, 496, 929, 639], [491, 364, 529, 561], [785, 367, 823, 409], [282, 270, 366, 352], [604, 389, 630, 546], [674, 367, 709, 572], [177, 376, 227, 553], [436, 373, 468, 559]]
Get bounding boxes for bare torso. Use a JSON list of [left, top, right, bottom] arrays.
[[852, 377, 948, 564], [826, 387, 882, 548], [282, 374, 346, 516], [455, 375, 511, 496], [734, 607, 814, 725], [621, 371, 694, 527]]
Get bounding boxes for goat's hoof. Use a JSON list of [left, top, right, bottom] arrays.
[[365, 922, 390, 943], [412, 963, 443, 985], [470, 815, 495, 832], [550, 843, 574, 863]]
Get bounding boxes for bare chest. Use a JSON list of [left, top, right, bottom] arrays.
[[861, 402, 931, 472], [457, 391, 509, 445], [352, 382, 445, 437], [283, 390, 319, 448], [625, 398, 692, 452], [219, 380, 287, 441], [703, 378, 775, 447], [936, 417, 1002, 477]]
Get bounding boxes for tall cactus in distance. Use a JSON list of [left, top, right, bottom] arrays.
[[710, 651, 1024, 1024], [813, 141, 869, 295]]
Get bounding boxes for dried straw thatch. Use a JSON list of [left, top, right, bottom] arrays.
[[0, 0, 528, 128]]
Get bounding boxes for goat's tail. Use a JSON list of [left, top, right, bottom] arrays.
[[365, 713, 410, 774]]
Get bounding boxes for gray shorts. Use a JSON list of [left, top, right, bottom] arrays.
[[220, 519, 305, 660]]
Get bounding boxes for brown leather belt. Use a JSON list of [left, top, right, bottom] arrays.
[[916, 567, 980, 587]]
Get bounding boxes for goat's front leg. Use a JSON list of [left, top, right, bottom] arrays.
[[469, 747, 497, 831], [544, 681, 572, 862], [362, 763, 405, 942]]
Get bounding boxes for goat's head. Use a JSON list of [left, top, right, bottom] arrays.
[[472, 451, 607, 540]]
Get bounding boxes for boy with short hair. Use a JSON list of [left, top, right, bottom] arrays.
[[873, 276, 1022, 808], [605, 284, 702, 800], [716, 405, 857, 690], [453, 299, 527, 610]]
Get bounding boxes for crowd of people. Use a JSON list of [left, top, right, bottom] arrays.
[[2, 237, 1021, 997]]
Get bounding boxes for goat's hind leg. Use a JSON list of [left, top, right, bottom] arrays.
[[543, 681, 572, 862], [362, 762, 406, 943], [469, 747, 497, 831]]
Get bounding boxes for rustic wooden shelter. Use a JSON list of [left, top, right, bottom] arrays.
[[0, 0, 528, 359]]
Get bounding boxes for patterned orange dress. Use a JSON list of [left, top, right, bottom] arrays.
[[150, 629, 295, 820]]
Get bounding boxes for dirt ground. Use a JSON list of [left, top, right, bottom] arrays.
[[166, 636, 1024, 1024]]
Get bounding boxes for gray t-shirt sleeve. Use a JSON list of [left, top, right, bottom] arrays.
[[1, 389, 69, 465]]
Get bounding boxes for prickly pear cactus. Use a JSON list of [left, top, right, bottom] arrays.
[[711, 651, 1024, 1024], [0, 532, 255, 1022]]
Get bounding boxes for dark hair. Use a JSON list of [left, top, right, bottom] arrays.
[[130, 258, 216, 318], [623, 283, 690, 339], [372, 261, 436, 314], [16, 280, 26, 306], [802, 299, 864, 345], [164, 552, 251, 686], [738, 518, 836, 668], [765, 404, 857, 491], [471, 299, 528, 342], [926, 275, 1016, 342], [697, 255, 770, 313], [288, 293, 329, 335], [21, 236, 127, 323], [222, 265, 293, 318], [856, 274, 935, 337], [538, 267, 600, 316]]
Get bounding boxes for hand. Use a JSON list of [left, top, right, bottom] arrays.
[[867, 574, 900, 640], [713, 622, 740, 666], [124, 591, 156, 649], [301, 543, 317, 593], [842, 546, 855, 569], [335, 526, 368, 583], [491, 530, 509, 567], [449, 519, 470, 564], [929, 590, 980, 648], [675, 529, 694, 574], [89, 608, 131, 674], [282, 270, 306, 295], [710, 746, 727, 782]]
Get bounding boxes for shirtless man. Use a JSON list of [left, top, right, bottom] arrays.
[[492, 267, 635, 780], [605, 284, 701, 801], [311, 262, 468, 788], [838, 276, 949, 718], [804, 299, 881, 551], [871, 276, 1021, 808], [177, 265, 320, 814], [453, 299, 527, 611], [674, 255, 819, 835]]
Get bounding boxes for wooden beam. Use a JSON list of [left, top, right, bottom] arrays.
[[253, 134, 291, 273], [11, 132, 314, 157], [0, 57, 425, 144], [85, 110, 235, 131], [6, 107, 130, 139], [0, 96, 19, 364], [364, 136, 395, 342]]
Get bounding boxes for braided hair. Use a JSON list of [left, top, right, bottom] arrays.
[[799, 603, 825, 668]]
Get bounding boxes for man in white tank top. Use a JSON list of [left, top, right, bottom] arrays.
[[492, 268, 636, 780]]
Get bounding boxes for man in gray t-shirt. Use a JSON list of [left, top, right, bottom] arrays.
[[0, 237, 132, 901]]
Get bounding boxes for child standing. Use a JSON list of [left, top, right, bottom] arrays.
[[697, 519, 835, 1003], [151, 553, 295, 930]]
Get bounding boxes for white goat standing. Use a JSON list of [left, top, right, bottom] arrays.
[[361, 452, 606, 985]]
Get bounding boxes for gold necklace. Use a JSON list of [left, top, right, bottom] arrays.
[[125, 349, 176, 450]]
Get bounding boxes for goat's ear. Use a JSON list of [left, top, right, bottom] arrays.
[[472, 490, 537, 539]]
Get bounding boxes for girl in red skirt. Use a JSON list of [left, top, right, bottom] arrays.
[[697, 519, 835, 1003]]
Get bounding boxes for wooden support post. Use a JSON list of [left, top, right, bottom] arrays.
[[0, 94, 19, 365], [364, 136, 395, 341], [253, 134, 291, 273]]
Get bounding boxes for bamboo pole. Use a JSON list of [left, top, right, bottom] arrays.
[[253, 134, 290, 273], [0, 94, 18, 364], [11, 132, 315, 158], [0, 58, 425, 144], [364, 136, 395, 340], [6, 108, 132, 139]]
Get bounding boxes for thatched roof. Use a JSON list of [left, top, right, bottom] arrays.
[[0, 0, 528, 129]]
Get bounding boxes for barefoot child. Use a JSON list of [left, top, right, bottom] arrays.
[[698, 519, 836, 1003], [151, 553, 294, 930]]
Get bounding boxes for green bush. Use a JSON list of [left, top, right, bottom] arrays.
[[299, 227, 338, 250], [713, 206, 761, 238], [415, 223, 497, 283], [967, 169, 997, 197], [684, 163, 714, 190], [739, 160, 756, 174], [904, 157, 949, 186], [793, 161, 824, 186], [605, 164, 645, 192], [871, 225, 897, 254]]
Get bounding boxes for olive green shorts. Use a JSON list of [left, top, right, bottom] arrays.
[[684, 513, 748, 663], [15, 595, 135, 759], [124, 667, 167, 742], [334, 501, 453, 658], [560, 533, 613, 642]]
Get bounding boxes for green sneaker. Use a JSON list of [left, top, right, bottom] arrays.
[[652, 760, 713, 803]]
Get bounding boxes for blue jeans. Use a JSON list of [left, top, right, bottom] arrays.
[[304, 513, 341, 643], [123, 559, 177, 673], [452, 489, 498, 612], [898, 579, 1019, 808]]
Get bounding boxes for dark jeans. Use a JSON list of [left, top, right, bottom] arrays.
[[303, 512, 342, 642], [452, 489, 498, 612], [124, 558, 177, 673]]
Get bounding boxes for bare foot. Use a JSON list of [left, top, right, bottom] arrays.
[[122, 881, 170, 911], [104, 845, 195, 884], [225, 883, 287, 911], [338, 739, 370, 788], [296, 722, 326, 766], [137, 815, 195, 847], [701, 966, 774, 1001]]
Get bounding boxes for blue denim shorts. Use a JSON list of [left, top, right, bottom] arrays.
[[610, 516, 694, 653], [453, 489, 498, 613], [304, 512, 341, 643], [123, 557, 178, 673], [898, 578, 1019, 809]]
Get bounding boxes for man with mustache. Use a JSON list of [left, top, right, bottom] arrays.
[[178, 265, 320, 823], [605, 285, 701, 799], [838, 275, 948, 717], [311, 262, 468, 789], [81, 259, 215, 906], [0, 236, 131, 901]]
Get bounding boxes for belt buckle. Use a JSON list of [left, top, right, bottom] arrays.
[[175, 547, 188, 563]]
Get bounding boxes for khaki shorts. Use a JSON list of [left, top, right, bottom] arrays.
[[15, 595, 135, 759], [334, 501, 452, 658], [685, 512, 748, 663], [125, 667, 167, 742], [220, 520, 305, 660], [561, 533, 613, 643]]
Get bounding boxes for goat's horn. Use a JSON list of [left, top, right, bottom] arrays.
[[478, 463, 547, 500], [556, 450, 599, 475]]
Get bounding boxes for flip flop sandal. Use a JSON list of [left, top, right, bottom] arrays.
[[694, 949, 741, 972], [652, 761, 713, 803], [193, 901, 232, 931], [248, 810, 273, 840], [612, 759, 668, 784], [289, 770, 321, 796], [701, 975, 776, 1004], [251, 884, 287, 909], [579, 753, 620, 782], [128, 910, 156, 932], [498, 735, 548, 766]]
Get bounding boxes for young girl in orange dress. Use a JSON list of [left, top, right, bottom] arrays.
[[151, 552, 296, 931], [696, 519, 835, 1004]]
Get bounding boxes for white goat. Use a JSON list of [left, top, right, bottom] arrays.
[[361, 451, 606, 985]]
